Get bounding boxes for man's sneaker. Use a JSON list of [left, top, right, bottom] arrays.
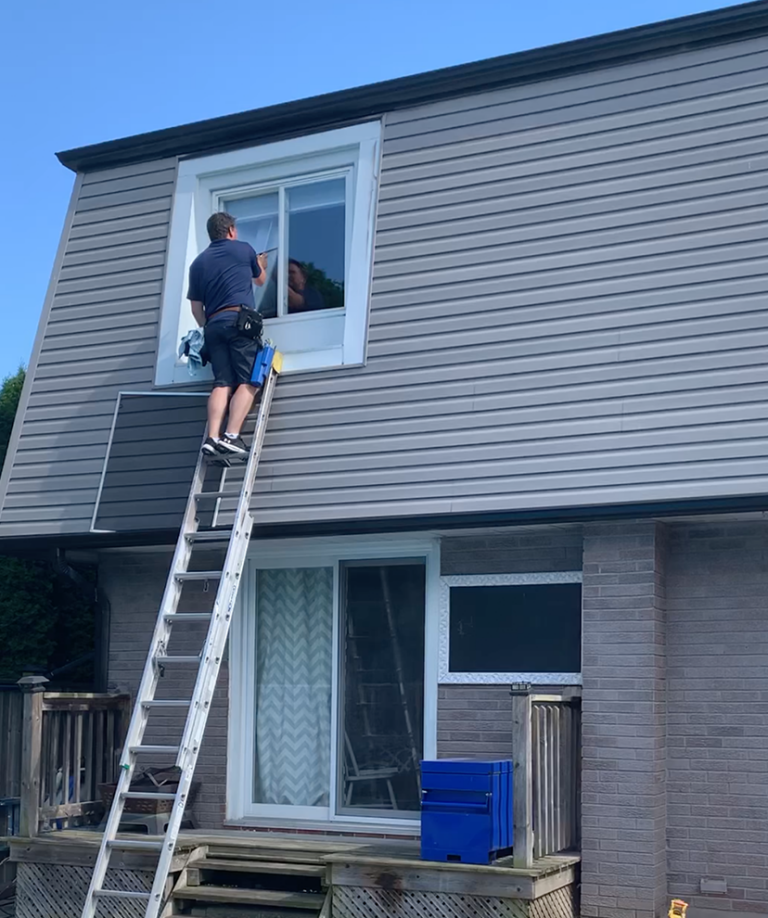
[[201, 437, 220, 456], [218, 434, 248, 457]]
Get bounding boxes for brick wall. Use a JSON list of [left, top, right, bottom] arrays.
[[440, 527, 583, 576], [581, 521, 667, 918], [101, 549, 228, 829], [438, 527, 582, 759], [666, 522, 768, 917]]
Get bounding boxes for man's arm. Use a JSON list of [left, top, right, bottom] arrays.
[[190, 300, 206, 327]]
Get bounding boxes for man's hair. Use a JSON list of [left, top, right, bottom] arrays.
[[207, 212, 236, 241], [288, 258, 307, 278]]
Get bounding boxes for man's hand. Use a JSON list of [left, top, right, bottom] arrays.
[[254, 252, 268, 287]]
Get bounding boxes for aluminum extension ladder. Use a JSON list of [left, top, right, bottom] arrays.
[[81, 352, 281, 918]]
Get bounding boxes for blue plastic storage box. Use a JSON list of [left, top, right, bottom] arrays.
[[420, 759, 513, 864]]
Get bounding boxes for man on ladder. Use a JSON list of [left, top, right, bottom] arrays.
[[187, 211, 268, 458], [80, 213, 282, 918]]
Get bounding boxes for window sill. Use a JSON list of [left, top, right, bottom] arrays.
[[223, 816, 420, 837]]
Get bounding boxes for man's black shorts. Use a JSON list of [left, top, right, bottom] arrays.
[[205, 313, 260, 389]]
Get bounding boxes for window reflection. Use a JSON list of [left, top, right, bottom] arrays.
[[224, 193, 279, 318], [222, 176, 346, 319], [287, 179, 345, 314]]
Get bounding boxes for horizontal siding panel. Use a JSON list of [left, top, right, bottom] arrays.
[[75, 182, 176, 213], [257, 420, 768, 481], [381, 98, 768, 184], [382, 69, 768, 155], [49, 281, 163, 310], [59, 248, 166, 278], [71, 197, 171, 228], [46, 309, 159, 337], [368, 292, 767, 348], [262, 390, 768, 457], [375, 171, 768, 247], [68, 211, 170, 245], [41, 324, 157, 353], [372, 199, 766, 274], [78, 168, 177, 198], [35, 347, 156, 375], [80, 158, 177, 185]]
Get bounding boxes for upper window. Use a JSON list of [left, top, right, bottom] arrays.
[[156, 122, 382, 386]]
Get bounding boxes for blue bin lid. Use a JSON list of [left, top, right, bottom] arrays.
[[421, 759, 512, 774]]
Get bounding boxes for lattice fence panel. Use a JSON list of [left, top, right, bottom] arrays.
[[334, 884, 576, 918], [16, 863, 153, 918], [530, 886, 576, 918], [334, 887, 528, 918]]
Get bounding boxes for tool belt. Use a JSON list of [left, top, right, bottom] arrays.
[[235, 306, 264, 342]]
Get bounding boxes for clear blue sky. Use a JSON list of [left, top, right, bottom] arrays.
[[0, 0, 747, 380]]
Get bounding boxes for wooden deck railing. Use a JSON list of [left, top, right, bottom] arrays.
[[512, 685, 581, 867], [0, 686, 23, 836], [18, 676, 130, 837]]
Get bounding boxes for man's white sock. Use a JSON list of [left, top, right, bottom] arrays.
[[224, 432, 239, 439]]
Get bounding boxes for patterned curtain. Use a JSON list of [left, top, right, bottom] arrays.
[[254, 567, 333, 806]]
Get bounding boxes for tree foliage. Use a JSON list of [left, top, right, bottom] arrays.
[[0, 366, 24, 470], [0, 367, 95, 686]]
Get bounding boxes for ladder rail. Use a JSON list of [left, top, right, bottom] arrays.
[[81, 359, 281, 918], [80, 442, 209, 918], [177, 365, 279, 769]]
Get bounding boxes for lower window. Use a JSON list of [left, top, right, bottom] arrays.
[[229, 541, 438, 825]]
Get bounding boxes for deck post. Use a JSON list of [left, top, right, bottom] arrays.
[[511, 683, 533, 868], [18, 674, 48, 838]]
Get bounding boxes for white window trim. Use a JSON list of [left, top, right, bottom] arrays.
[[227, 535, 441, 828], [156, 122, 382, 386], [438, 572, 583, 685]]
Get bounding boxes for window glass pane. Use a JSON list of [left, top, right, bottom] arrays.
[[287, 179, 346, 314], [448, 583, 582, 674], [223, 192, 279, 318], [253, 568, 333, 807], [339, 562, 425, 815]]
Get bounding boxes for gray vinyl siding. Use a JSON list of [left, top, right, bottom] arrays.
[[0, 161, 175, 536], [3, 34, 768, 536], [251, 34, 768, 525]]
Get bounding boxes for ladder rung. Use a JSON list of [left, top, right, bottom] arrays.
[[187, 529, 233, 541], [194, 491, 235, 501], [142, 699, 190, 708], [175, 571, 223, 582], [94, 889, 152, 901], [155, 655, 201, 665], [108, 838, 164, 851], [163, 612, 212, 622], [129, 745, 180, 755], [122, 791, 178, 801]]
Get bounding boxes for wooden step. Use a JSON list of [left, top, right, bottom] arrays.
[[205, 846, 326, 866], [196, 858, 326, 878], [174, 885, 325, 910]]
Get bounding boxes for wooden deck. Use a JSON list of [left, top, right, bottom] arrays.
[[8, 829, 580, 917]]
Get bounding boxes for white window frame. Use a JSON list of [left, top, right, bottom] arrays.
[[438, 572, 583, 685], [227, 535, 440, 828], [156, 122, 382, 386]]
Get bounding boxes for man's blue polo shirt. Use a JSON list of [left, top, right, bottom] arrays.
[[187, 238, 262, 320]]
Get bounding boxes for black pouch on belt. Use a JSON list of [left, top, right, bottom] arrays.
[[235, 307, 264, 342]]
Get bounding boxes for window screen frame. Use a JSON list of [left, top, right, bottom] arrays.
[[155, 122, 381, 386], [438, 572, 583, 685]]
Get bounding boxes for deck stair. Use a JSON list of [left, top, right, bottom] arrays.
[[172, 842, 329, 917]]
